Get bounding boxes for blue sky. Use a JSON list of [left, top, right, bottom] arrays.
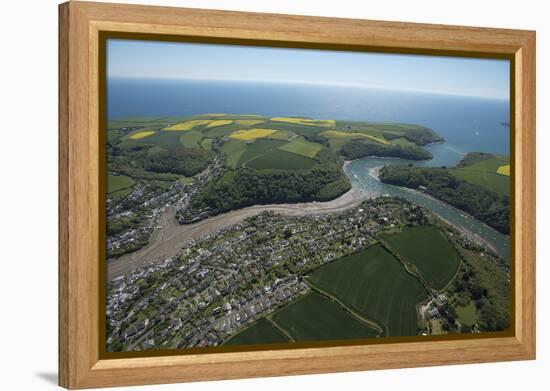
[[107, 39, 510, 100]]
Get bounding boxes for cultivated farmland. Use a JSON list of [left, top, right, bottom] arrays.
[[449, 154, 510, 196], [262, 121, 327, 136], [163, 119, 211, 131], [271, 117, 335, 128], [268, 130, 295, 141], [308, 244, 429, 336], [247, 149, 317, 170], [128, 130, 155, 139], [205, 119, 233, 128], [380, 226, 460, 291], [278, 138, 322, 158], [224, 318, 289, 346], [271, 292, 380, 341], [236, 119, 265, 127], [179, 130, 203, 149], [497, 164, 510, 176], [107, 174, 135, 200], [229, 128, 278, 141], [321, 130, 390, 145], [204, 123, 243, 138], [236, 139, 286, 166], [219, 139, 247, 169]]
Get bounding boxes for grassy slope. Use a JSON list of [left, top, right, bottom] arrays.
[[449, 154, 510, 197]]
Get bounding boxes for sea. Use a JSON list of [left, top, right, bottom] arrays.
[[107, 78, 511, 259]]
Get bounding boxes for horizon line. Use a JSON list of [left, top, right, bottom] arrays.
[[107, 75, 510, 101]]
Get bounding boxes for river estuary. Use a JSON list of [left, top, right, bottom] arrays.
[[345, 143, 510, 261]]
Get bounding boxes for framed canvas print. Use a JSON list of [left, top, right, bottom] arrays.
[[58, 1, 536, 389]]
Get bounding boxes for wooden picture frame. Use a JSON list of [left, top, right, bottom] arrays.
[[59, 1, 536, 389]]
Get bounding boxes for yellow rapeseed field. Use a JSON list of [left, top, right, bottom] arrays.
[[129, 130, 155, 139], [236, 119, 265, 127], [497, 164, 510, 176], [206, 120, 233, 128], [229, 128, 278, 140], [320, 130, 389, 145], [271, 117, 336, 127], [362, 134, 390, 145], [163, 120, 211, 131]]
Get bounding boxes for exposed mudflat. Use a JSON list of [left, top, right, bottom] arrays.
[[107, 188, 368, 280]]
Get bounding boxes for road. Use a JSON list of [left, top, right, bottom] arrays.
[[107, 188, 368, 280]]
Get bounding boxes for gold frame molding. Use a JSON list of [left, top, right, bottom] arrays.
[[59, 1, 536, 389]]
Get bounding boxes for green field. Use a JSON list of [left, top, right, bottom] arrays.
[[455, 301, 477, 326], [308, 244, 428, 336], [268, 130, 295, 141], [236, 119, 266, 127], [219, 139, 247, 169], [334, 121, 442, 146], [203, 123, 243, 138], [237, 139, 287, 166], [200, 138, 213, 151], [390, 137, 415, 146], [224, 318, 290, 346], [327, 138, 350, 152], [107, 174, 135, 193], [261, 121, 327, 136], [179, 130, 203, 148], [380, 226, 460, 291], [272, 292, 380, 341], [247, 149, 317, 170], [107, 174, 135, 200], [123, 131, 185, 150], [108, 117, 175, 130], [178, 176, 195, 185], [449, 155, 510, 196], [278, 138, 322, 158]]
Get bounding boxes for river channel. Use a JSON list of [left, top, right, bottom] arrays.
[[345, 143, 510, 261]]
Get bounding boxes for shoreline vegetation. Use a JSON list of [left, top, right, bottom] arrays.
[[174, 115, 442, 223], [106, 114, 443, 251], [378, 152, 510, 235]]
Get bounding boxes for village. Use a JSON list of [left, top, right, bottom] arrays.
[[106, 197, 429, 351], [106, 155, 224, 258]]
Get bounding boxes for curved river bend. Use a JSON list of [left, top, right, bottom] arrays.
[[108, 142, 510, 281], [345, 143, 510, 261]]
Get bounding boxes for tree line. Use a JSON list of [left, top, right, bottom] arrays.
[[379, 165, 510, 234], [340, 141, 433, 161], [180, 164, 350, 222]]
